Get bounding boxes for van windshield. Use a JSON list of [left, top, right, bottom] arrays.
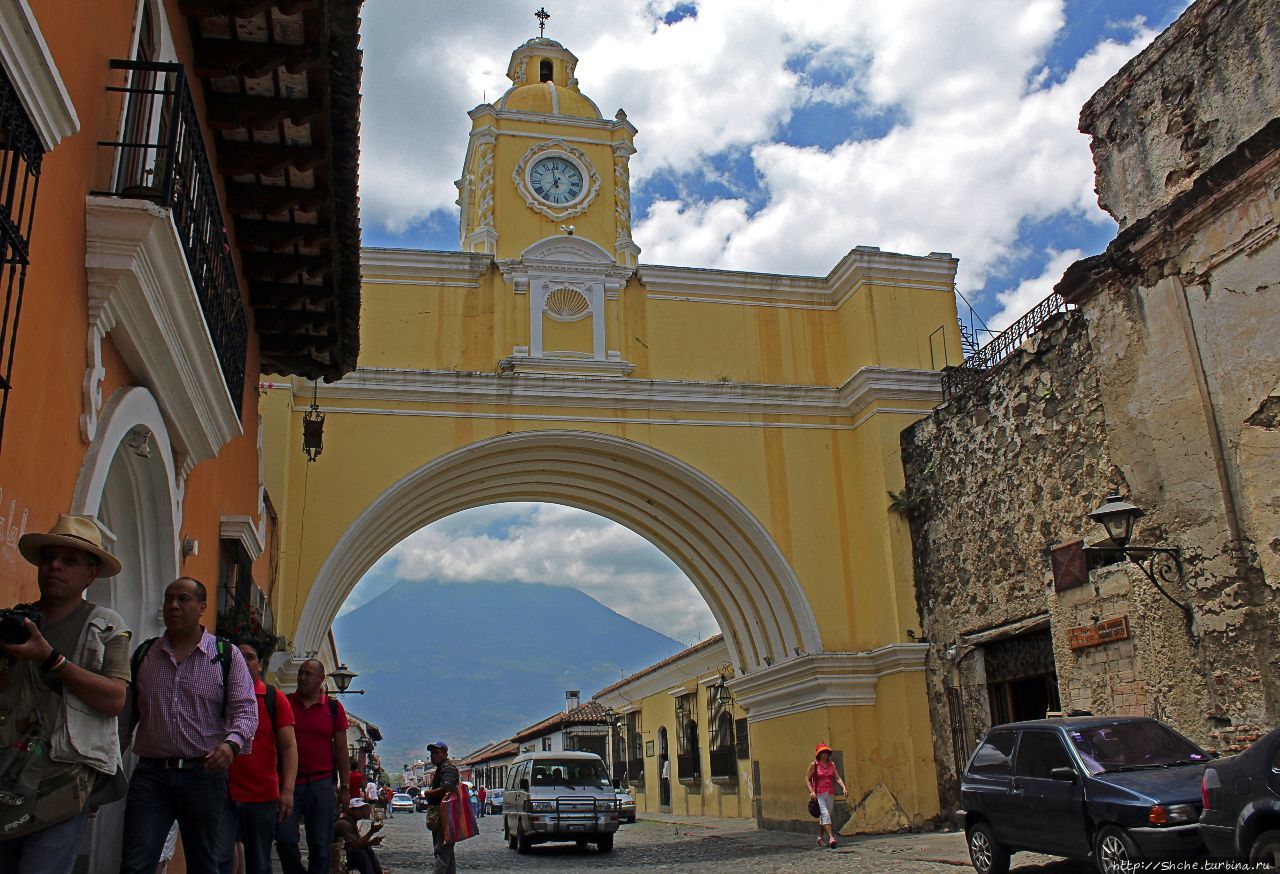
[[1067, 721, 1210, 775], [529, 759, 611, 788]]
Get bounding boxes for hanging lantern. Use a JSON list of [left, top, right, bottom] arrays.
[[302, 380, 325, 462]]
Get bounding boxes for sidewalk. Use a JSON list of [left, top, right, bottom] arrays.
[[636, 812, 976, 866]]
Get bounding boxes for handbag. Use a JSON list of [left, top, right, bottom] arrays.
[[0, 726, 50, 838], [425, 804, 441, 832], [808, 796, 821, 818], [441, 788, 478, 843]]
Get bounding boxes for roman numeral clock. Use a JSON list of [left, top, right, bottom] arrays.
[[513, 140, 601, 220]]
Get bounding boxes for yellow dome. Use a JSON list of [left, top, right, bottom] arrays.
[[496, 80, 602, 119]]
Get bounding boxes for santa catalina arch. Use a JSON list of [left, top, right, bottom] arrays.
[[264, 33, 962, 829]]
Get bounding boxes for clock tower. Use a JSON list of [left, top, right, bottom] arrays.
[[456, 32, 640, 374], [456, 35, 640, 267]]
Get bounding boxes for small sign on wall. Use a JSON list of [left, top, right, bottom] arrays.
[[1067, 616, 1130, 650], [645, 740, 654, 757], [1050, 540, 1088, 592]]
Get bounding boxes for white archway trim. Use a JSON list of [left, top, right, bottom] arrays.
[[294, 431, 822, 675], [73, 385, 180, 572]]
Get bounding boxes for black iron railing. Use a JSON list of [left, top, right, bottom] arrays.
[[941, 292, 1072, 400], [709, 749, 737, 780], [98, 60, 247, 413], [0, 68, 44, 451], [676, 752, 700, 780]]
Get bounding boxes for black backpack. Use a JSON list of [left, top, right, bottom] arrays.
[[130, 635, 234, 719]]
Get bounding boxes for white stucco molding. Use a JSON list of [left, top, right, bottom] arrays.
[[0, 0, 78, 150], [361, 248, 493, 284], [83, 196, 243, 464], [305, 365, 940, 420], [594, 639, 731, 709], [727, 643, 929, 723], [639, 247, 957, 308], [219, 514, 265, 561], [498, 354, 636, 377]]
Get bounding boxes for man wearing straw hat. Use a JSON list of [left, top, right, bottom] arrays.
[[0, 513, 131, 873]]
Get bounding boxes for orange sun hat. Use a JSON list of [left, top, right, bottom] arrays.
[[815, 743, 832, 756]]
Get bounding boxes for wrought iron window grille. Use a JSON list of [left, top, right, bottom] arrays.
[[0, 68, 45, 451], [96, 60, 247, 414]]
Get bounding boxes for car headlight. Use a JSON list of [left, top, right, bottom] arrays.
[[598, 799, 617, 810], [527, 800, 554, 812], [1148, 804, 1196, 825]]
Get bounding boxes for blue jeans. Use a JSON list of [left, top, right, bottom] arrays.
[[119, 763, 228, 874], [0, 810, 88, 874], [276, 778, 335, 874], [215, 797, 277, 874]]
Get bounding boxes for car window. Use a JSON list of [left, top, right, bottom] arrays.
[[530, 759, 611, 788], [969, 731, 1017, 775], [1066, 720, 1210, 775], [1014, 731, 1073, 779]]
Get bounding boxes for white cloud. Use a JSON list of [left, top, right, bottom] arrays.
[[353, 503, 718, 645], [357, 2, 1162, 302]]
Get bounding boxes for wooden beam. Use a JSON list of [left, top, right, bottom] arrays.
[[242, 252, 331, 282], [235, 218, 330, 249], [206, 93, 324, 130], [225, 182, 327, 214], [193, 39, 322, 79], [216, 141, 327, 176], [248, 279, 333, 308]]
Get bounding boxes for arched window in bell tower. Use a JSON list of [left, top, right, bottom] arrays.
[[539, 59, 554, 82]]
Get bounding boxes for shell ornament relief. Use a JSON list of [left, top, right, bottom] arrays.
[[544, 286, 591, 321]]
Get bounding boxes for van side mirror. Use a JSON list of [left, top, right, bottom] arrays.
[[1050, 767, 1078, 782], [520, 778, 529, 790]]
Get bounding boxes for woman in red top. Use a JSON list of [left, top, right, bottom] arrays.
[[806, 742, 848, 848]]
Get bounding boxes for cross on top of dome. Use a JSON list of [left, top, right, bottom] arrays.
[[535, 7, 550, 37]]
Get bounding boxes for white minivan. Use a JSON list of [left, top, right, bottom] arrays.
[[503, 751, 620, 853]]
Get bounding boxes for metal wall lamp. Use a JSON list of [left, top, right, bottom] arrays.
[[327, 663, 365, 695], [1084, 492, 1194, 632]]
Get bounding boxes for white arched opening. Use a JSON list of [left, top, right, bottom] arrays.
[[71, 385, 180, 874], [294, 431, 821, 675]]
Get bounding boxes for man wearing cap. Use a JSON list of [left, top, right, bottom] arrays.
[[333, 798, 385, 874], [0, 514, 131, 873], [420, 741, 459, 874]]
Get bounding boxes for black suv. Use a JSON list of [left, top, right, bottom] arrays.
[[961, 716, 1211, 874], [1200, 726, 1280, 864]]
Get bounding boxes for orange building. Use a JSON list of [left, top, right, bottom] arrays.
[[0, 1, 361, 869]]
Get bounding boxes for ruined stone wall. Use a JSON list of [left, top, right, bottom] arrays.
[[901, 311, 1121, 809], [1081, 0, 1280, 229]]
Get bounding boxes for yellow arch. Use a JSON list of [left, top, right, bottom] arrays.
[[293, 430, 822, 675]]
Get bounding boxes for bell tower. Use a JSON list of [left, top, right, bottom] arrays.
[[456, 21, 640, 376], [455, 30, 639, 268]]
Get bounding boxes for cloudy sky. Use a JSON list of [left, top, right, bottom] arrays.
[[345, 0, 1190, 642], [340, 503, 718, 645]]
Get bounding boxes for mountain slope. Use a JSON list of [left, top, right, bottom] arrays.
[[332, 579, 684, 767]]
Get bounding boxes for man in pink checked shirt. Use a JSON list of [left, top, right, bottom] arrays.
[[119, 577, 258, 874]]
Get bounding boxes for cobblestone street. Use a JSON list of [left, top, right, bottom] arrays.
[[364, 813, 1094, 873]]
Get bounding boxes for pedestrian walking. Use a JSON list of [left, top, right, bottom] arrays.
[[276, 659, 350, 874], [420, 740, 459, 874], [476, 785, 486, 818], [215, 640, 298, 874], [333, 798, 384, 874], [0, 514, 131, 874], [119, 577, 259, 874], [805, 742, 848, 849], [379, 783, 394, 820]]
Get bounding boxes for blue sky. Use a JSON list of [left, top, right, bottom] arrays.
[[345, 0, 1191, 643], [358, 0, 1190, 336]]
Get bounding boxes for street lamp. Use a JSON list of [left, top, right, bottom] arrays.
[[1084, 492, 1193, 632], [328, 663, 365, 695]]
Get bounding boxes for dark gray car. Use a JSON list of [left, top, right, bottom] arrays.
[[961, 716, 1211, 874]]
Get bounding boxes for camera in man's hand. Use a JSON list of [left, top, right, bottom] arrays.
[[0, 604, 42, 644]]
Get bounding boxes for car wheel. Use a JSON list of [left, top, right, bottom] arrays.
[[966, 822, 1009, 874], [1249, 830, 1280, 868], [598, 833, 614, 853], [575, 839, 588, 848], [1094, 825, 1141, 874], [504, 817, 514, 849], [517, 822, 533, 854]]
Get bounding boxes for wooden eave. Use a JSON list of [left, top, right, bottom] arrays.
[[183, 0, 362, 381]]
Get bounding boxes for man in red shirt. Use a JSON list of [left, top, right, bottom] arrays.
[[348, 768, 364, 800], [276, 658, 350, 874], [215, 640, 298, 874]]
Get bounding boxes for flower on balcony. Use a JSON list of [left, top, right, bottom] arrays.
[[216, 603, 284, 655]]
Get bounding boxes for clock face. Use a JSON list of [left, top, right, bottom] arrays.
[[529, 156, 584, 206]]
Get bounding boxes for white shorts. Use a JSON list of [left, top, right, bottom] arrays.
[[816, 792, 833, 826]]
